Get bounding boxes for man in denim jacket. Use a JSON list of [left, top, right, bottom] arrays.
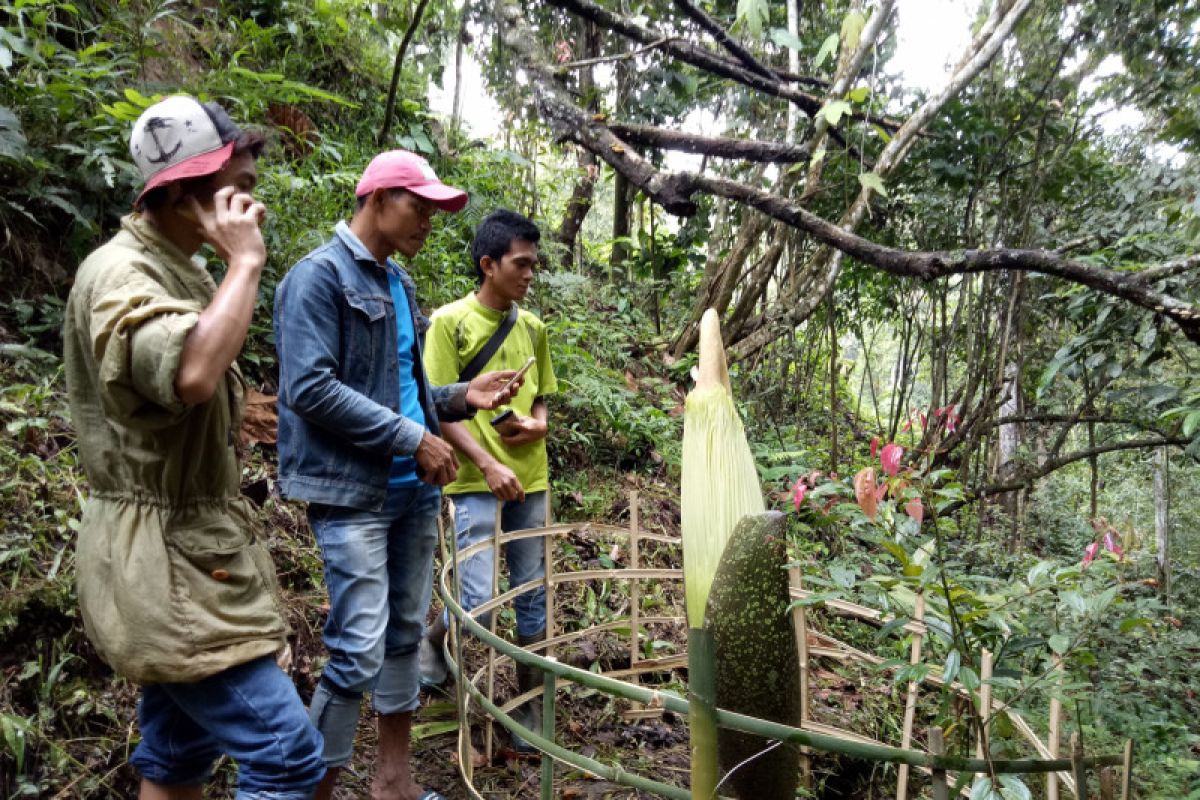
[[274, 151, 519, 800]]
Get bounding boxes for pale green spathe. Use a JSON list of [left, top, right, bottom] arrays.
[[680, 384, 765, 628]]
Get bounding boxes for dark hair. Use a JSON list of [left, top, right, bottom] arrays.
[[471, 209, 541, 283], [137, 130, 266, 212], [354, 187, 408, 213]]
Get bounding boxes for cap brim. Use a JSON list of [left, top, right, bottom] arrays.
[[408, 181, 469, 213], [134, 141, 235, 205]]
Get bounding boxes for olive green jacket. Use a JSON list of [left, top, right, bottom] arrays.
[[63, 214, 287, 684]]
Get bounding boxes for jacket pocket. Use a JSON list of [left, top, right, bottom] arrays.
[[164, 509, 285, 649], [341, 288, 391, 395]]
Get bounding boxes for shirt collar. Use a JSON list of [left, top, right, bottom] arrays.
[[335, 220, 409, 279]]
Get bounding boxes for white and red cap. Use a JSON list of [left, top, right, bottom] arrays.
[[129, 95, 242, 205], [355, 150, 468, 212]]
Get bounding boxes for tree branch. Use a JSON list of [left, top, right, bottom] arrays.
[[379, 0, 433, 146], [671, 0, 777, 80], [971, 436, 1190, 499], [607, 122, 811, 162]]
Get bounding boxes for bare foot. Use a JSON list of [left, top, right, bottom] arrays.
[[368, 775, 426, 800]]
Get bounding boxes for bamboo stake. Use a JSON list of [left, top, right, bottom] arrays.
[[1048, 655, 1063, 800], [629, 489, 641, 687], [897, 591, 927, 800], [789, 565, 812, 789], [977, 648, 993, 784], [485, 508, 502, 762], [540, 657, 558, 800], [1120, 740, 1133, 800], [1099, 767, 1115, 800], [543, 488, 555, 656], [1072, 732, 1089, 800], [930, 727, 949, 800]]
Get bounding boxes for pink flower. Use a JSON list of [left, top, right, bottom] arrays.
[[905, 497, 924, 523], [792, 478, 808, 512], [554, 39, 575, 63], [1103, 531, 1125, 559], [880, 443, 903, 477], [870, 436, 880, 458], [1082, 541, 1100, 569]]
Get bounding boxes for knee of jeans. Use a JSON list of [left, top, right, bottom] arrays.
[[322, 648, 384, 694], [131, 748, 215, 789]]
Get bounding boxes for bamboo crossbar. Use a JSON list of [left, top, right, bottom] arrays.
[[443, 590, 1125, 776], [438, 513, 1129, 798]]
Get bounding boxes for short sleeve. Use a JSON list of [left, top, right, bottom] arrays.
[[532, 318, 557, 398], [90, 269, 202, 421], [424, 310, 463, 388]]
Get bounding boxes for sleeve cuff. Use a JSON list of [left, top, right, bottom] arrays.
[[391, 416, 426, 455]]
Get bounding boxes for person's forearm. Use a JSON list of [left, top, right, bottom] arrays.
[[175, 260, 262, 405], [442, 421, 499, 470]]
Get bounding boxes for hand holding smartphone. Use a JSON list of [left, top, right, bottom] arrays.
[[494, 356, 536, 403]]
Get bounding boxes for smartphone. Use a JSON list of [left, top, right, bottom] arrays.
[[496, 356, 536, 396], [490, 409, 516, 429]]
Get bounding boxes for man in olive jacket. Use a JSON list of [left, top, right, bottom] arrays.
[[63, 95, 324, 799]]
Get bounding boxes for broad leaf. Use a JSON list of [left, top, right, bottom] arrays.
[[819, 100, 852, 126], [840, 10, 867, 52], [858, 171, 888, 197], [769, 27, 804, 51], [736, 0, 770, 39], [815, 33, 838, 68]]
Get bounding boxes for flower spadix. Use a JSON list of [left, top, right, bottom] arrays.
[[680, 309, 765, 628]]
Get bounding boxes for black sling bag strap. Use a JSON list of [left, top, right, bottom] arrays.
[[457, 302, 518, 383]]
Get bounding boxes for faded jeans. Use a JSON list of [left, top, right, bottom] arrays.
[[451, 491, 547, 638], [306, 483, 440, 768], [130, 655, 325, 798]]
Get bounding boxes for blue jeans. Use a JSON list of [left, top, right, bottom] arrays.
[[306, 484, 440, 768], [130, 655, 325, 798], [452, 491, 547, 638]]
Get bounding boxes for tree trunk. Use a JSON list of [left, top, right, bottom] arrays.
[[554, 20, 600, 270], [1155, 446, 1170, 600], [828, 295, 838, 474]]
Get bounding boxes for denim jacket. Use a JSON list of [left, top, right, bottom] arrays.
[[274, 221, 473, 511]]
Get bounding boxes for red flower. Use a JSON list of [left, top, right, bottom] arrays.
[[792, 478, 808, 512], [880, 443, 903, 477], [1082, 541, 1100, 569], [1103, 531, 1125, 559], [870, 436, 880, 458]]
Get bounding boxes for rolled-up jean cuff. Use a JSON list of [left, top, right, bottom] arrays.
[[308, 682, 360, 769], [372, 654, 420, 715], [235, 790, 320, 800]]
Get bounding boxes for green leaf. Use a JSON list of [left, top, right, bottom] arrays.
[[769, 27, 804, 51], [840, 10, 867, 53], [846, 85, 870, 103], [1119, 617, 1154, 634], [943, 649, 961, 685], [815, 32, 839, 68], [858, 171, 887, 197], [1183, 409, 1200, 437], [818, 100, 852, 126], [736, 0, 770, 39], [998, 775, 1032, 800], [0, 106, 28, 161], [1048, 634, 1070, 654]]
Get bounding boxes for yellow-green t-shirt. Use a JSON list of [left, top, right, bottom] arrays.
[[425, 294, 557, 496]]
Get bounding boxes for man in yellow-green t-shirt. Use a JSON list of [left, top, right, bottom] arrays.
[[420, 211, 557, 744]]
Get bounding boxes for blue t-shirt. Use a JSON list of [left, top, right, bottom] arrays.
[[386, 267, 427, 487]]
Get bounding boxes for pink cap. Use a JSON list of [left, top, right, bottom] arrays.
[[355, 150, 468, 212]]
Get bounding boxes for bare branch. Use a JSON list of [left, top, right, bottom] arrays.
[[671, 0, 777, 80], [556, 37, 675, 70], [607, 122, 810, 162]]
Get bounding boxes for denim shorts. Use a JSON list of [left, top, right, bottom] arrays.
[[307, 483, 440, 767], [130, 655, 325, 798], [452, 490, 547, 637]]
